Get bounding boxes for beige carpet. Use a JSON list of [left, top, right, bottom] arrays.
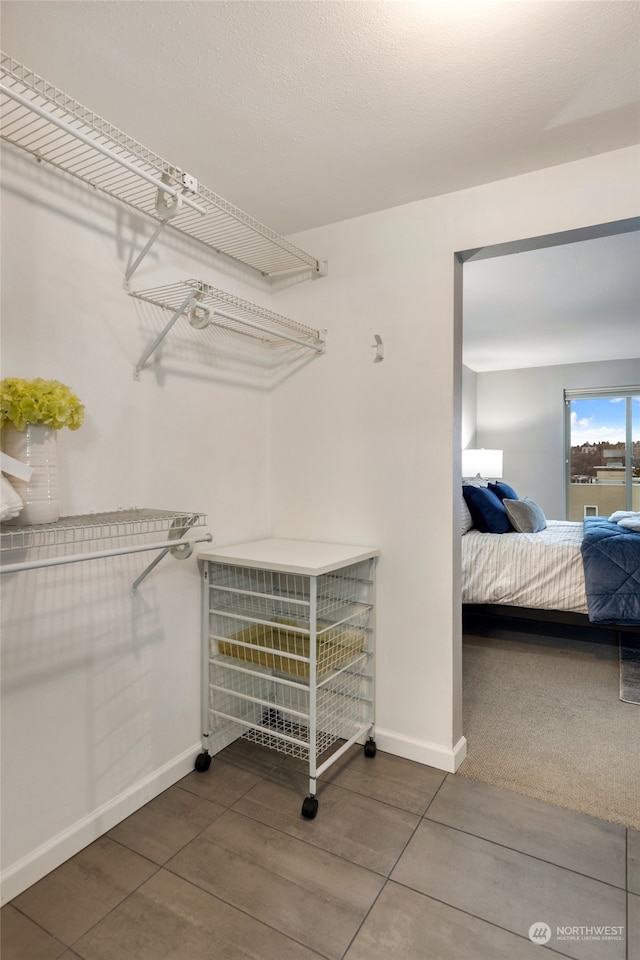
[[458, 628, 640, 830]]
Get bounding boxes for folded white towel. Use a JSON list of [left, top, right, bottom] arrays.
[[0, 475, 24, 521], [618, 516, 640, 532]]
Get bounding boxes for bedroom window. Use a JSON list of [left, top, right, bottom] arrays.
[[565, 387, 640, 520]]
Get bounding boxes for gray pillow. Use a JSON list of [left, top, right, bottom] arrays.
[[461, 492, 474, 535], [503, 497, 547, 533]]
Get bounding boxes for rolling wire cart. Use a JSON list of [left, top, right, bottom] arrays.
[[196, 540, 379, 818]]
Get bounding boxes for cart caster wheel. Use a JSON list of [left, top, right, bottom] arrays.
[[364, 738, 377, 758], [194, 752, 211, 772], [301, 796, 319, 820]]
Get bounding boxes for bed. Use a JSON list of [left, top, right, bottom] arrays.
[[460, 482, 640, 701], [462, 519, 588, 615]]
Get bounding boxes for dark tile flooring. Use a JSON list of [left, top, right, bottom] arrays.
[[2, 738, 638, 960]]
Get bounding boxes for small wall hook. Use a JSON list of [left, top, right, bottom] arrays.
[[372, 334, 384, 363]]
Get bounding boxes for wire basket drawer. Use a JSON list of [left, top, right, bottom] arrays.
[[207, 660, 371, 760], [208, 560, 373, 622], [213, 610, 369, 680]]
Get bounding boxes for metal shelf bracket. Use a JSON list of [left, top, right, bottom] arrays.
[[313, 260, 329, 280], [124, 176, 202, 291], [130, 515, 207, 594]]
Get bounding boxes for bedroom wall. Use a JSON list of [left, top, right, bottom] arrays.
[[475, 357, 640, 519], [461, 364, 478, 450], [2, 141, 639, 903]]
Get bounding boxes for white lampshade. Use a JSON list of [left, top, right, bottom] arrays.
[[462, 448, 503, 480]]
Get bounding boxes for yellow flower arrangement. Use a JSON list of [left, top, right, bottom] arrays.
[[0, 378, 85, 431]]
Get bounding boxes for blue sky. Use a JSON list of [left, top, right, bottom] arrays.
[[570, 396, 640, 446]]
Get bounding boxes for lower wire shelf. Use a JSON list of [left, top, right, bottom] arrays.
[[0, 508, 211, 589], [0, 507, 206, 552]]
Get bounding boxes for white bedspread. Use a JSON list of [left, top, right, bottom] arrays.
[[462, 520, 588, 614]]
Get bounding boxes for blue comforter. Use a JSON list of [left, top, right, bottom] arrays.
[[581, 517, 640, 625]]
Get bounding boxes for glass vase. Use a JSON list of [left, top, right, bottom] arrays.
[[2, 423, 61, 524]]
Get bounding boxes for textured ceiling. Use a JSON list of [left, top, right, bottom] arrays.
[[1, 0, 639, 235], [463, 229, 640, 372], [1, 1, 639, 371]]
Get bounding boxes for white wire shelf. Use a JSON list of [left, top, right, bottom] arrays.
[[0, 508, 211, 589], [0, 508, 206, 553], [0, 53, 323, 278], [130, 279, 325, 375]]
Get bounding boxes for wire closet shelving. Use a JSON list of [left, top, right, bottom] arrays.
[[130, 279, 325, 377], [0, 509, 212, 592], [0, 53, 324, 280]]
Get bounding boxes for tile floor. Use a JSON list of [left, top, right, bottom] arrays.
[[2, 738, 638, 960]]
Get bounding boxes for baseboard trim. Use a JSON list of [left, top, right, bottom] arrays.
[[375, 728, 467, 773], [0, 741, 202, 905]]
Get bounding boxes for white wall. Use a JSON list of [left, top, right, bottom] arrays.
[[268, 144, 640, 770], [0, 146, 273, 902], [2, 141, 639, 903], [476, 358, 640, 518]]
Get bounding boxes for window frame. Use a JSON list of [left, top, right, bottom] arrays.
[[564, 386, 639, 518]]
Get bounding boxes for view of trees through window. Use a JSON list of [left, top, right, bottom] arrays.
[[566, 392, 640, 520]]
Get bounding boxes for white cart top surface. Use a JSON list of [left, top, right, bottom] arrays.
[[199, 538, 380, 575]]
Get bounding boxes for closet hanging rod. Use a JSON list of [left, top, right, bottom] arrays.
[[0, 82, 207, 216], [0, 533, 213, 576]]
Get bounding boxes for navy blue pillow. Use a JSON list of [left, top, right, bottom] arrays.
[[462, 485, 513, 533], [488, 481, 519, 503]]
